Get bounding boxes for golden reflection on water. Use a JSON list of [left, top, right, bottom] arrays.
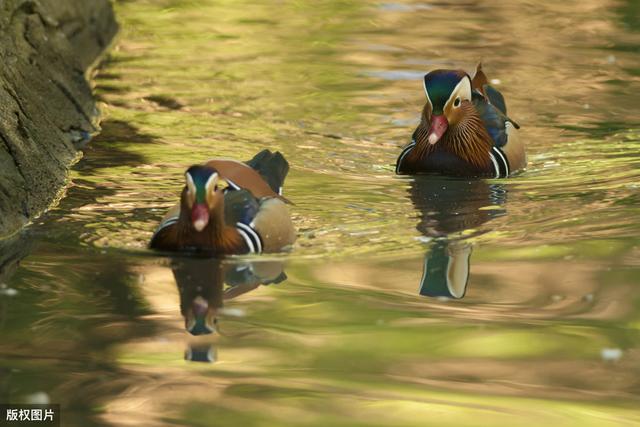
[[1, 0, 640, 426], [51, 0, 638, 259]]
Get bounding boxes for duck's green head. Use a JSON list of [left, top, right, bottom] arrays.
[[184, 165, 229, 231], [423, 69, 472, 145]]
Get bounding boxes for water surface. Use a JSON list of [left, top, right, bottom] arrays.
[[1, 0, 640, 426]]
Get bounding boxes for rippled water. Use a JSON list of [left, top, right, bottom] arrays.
[[2, 1, 640, 426]]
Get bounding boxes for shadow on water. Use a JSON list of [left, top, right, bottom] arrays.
[[33, 118, 161, 248], [410, 177, 506, 299], [170, 256, 287, 362], [143, 95, 185, 111], [0, 245, 156, 426], [75, 119, 156, 172], [0, 233, 33, 287], [0, 117, 157, 415], [615, 0, 640, 32]]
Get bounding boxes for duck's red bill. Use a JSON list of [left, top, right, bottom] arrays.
[[427, 114, 448, 144], [191, 203, 209, 231]]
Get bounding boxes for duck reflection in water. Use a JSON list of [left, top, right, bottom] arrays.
[[410, 176, 506, 299], [170, 256, 286, 362]]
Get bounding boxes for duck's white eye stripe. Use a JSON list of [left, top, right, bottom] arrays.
[[186, 172, 196, 193], [445, 76, 472, 108], [422, 72, 434, 110], [205, 173, 219, 192]]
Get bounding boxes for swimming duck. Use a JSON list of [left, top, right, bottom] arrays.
[[150, 150, 296, 254], [396, 64, 525, 178]]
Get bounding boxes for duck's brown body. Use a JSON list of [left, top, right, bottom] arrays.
[[399, 103, 494, 176], [150, 150, 296, 255]]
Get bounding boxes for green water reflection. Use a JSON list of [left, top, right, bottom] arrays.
[[2, 0, 640, 425]]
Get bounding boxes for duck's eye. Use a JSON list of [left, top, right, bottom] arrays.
[[454, 97, 461, 107]]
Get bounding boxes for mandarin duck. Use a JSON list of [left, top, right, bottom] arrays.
[[150, 150, 296, 254], [396, 64, 525, 177]]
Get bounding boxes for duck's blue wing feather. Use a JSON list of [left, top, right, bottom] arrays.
[[484, 85, 507, 116], [473, 86, 512, 148], [484, 85, 520, 129], [473, 92, 507, 148], [224, 189, 260, 225]]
